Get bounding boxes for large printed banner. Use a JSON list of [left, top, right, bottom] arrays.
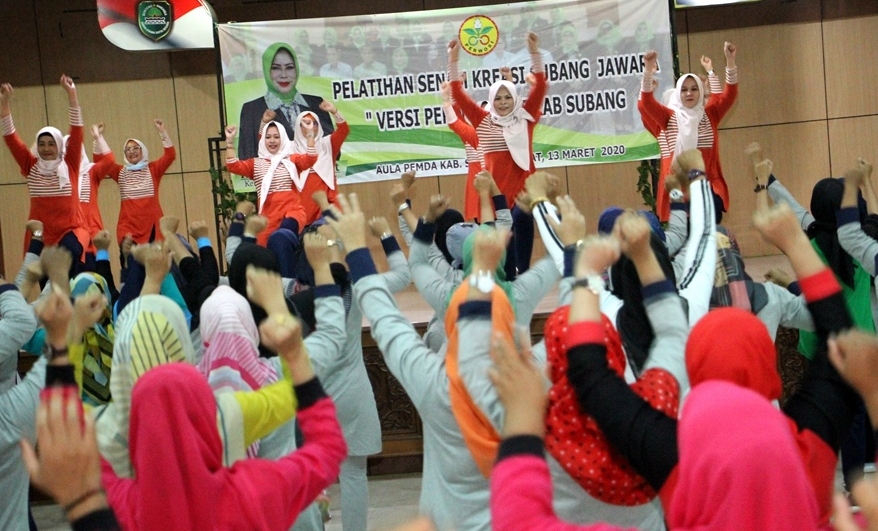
[[218, 0, 674, 190]]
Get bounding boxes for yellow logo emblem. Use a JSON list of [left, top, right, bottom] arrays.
[[459, 16, 498, 56]]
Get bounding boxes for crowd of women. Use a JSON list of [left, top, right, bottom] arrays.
[[5, 26, 878, 531]]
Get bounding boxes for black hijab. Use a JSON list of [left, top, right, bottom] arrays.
[[435, 209, 465, 264], [808, 178, 856, 288]]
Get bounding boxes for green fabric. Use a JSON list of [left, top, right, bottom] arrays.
[[798, 241, 875, 359], [454, 225, 516, 314], [262, 42, 299, 104]]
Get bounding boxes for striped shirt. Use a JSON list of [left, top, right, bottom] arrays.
[[226, 146, 317, 197], [117, 134, 172, 200], [80, 136, 111, 202]]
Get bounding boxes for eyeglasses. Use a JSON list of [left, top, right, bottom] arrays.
[[124, 146, 142, 153]]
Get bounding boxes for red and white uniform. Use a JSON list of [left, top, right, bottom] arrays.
[[290, 111, 349, 225], [70, 135, 116, 253], [107, 134, 176, 244], [445, 104, 483, 221], [2, 107, 84, 252]]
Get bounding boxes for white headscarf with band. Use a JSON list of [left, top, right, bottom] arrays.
[[292, 111, 334, 192], [667, 74, 705, 158], [123, 138, 149, 171], [64, 134, 95, 202], [33, 127, 70, 189], [258, 120, 296, 211], [486, 80, 534, 171]]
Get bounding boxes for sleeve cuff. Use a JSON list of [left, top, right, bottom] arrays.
[[492, 195, 509, 211], [670, 202, 689, 212], [322, 208, 337, 221], [798, 268, 841, 302], [458, 300, 492, 319], [497, 435, 545, 462], [768, 174, 777, 186], [836, 206, 861, 227], [27, 238, 44, 256], [71, 507, 119, 531], [242, 236, 257, 244], [566, 321, 605, 347], [294, 377, 328, 409], [787, 280, 802, 296], [0, 284, 18, 296], [45, 365, 77, 388], [313, 284, 341, 299], [196, 237, 212, 249], [228, 222, 245, 237], [346, 247, 378, 283], [413, 219, 437, 244], [642, 280, 676, 300], [96, 249, 110, 261], [563, 245, 576, 278], [381, 236, 401, 255]]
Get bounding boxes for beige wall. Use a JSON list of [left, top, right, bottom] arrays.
[[2, 2, 878, 277]]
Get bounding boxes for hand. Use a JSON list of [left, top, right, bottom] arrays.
[[673, 149, 706, 174], [20, 389, 104, 516], [700, 55, 713, 72], [35, 285, 74, 347], [525, 171, 550, 201], [261, 109, 276, 124], [60, 74, 76, 96], [664, 170, 684, 196], [616, 212, 652, 262], [69, 292, 107, 342], [489, 330, 546, 438], [545, 173, 561, 204], [245, 265, 288, 315], [575, 235, 621, 277], [764, 268, 793, 288], [752, 203, 807, 253], [225, 125, 238, 142], [828, 329, 878, 410], [473, 170, 494, 195], [471, 226, 509, 273], [515, 190, 533, 215], [744, 141, 764, 167], [859, 158, 874, 181], [244, 215, 268, 236], [40, 246, 73, 286], [526, 32, 540, 54], [92, 230, 111, 251], [159, 215, 179, 235], [425, 194, 450, 223], [499, 66, 513, 82], [368, 216, 392, 239], [325, 193, 368, 252], [643, 51, 658, 75], [319, 99, 337, 114], [447, 39, 460, 61], [312, 190, 330, 211], [754, 159, 773, 184], [844, 168, 865, 191], [26, 219, 44, 236], [525, 72, 536, 87], [25, 260, 43, 283], [439, 81, 451, 103], [390, 183, 408, 206], [833, 479, 878, 531], [548, 195, 586, 247], [90, 122, 104, 139], [132, 243, 171, 280], [236, 200, 256, 216], [120, 234, 134, 259], [188, 221, 208, 240], [0, 83, 13, 105], [259, 311, 306, 373], [303, 232, 330, 270], [401, 170, 416, 189], [724, 41, 737, 67], [153, 119, 166, 134]]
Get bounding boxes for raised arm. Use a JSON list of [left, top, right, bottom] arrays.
[[224, 126, 256, 178], [147, 119, 175, 179], [61, 75, 83, 176], [369, 216, 412, 293], [838, 167, 878, 275], [521, 32, 548, 118], [0, 83, 37, 175], [638, 51, 673, 128], [319, 100, 349, 154], [448, 41, 489, 127], [704, 42, 738, 120], [442, 82, 479, 148], [300, 232, 346, 376]]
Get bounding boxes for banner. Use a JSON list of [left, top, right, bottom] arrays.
[[218, 0, 674, 190], [98, 0, 216, 51]]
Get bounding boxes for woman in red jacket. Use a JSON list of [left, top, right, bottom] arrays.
[[638, 43, 738, 222], [68, 122, 116, 261], [106, 119, 176, 244], [225, 121, 317, 246]]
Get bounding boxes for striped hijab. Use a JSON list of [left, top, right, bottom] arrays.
[[197, 286, 279, 457], [70, 272, 115, 405]]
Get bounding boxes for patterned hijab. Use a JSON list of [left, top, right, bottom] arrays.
[[70, 272, 115, 405]]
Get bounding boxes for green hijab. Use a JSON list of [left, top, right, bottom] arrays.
[[262, 42, 299, 104], [457, 225, 516, 314]]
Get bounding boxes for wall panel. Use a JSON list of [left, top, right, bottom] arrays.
[[823, 16, 878, 119], [827, 115, 878, 176], [173, 75, 223, 173], [565, 161, 650, 232]]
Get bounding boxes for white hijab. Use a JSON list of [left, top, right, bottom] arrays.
[[292, 111, 334, 191], [258, 120, 296, 211], [122, 138, 150, 171], [64, 134, 95, 201], [487, 80, 534, 171], [32, 126, 70, 189], [667, 74, 705, 158]]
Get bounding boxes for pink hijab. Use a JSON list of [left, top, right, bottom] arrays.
[[669, 381, 818, 531]]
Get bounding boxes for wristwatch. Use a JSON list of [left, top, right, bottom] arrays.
[[469, 270, 495, 294], [32, 230, 43, 239], [398, 202, 410, 214], [669, 189, 685, 202], [688, 169, 706, 181], [233, 212, 246, 222], [573, 275, 605, 295], [380, 232, 393, 240]]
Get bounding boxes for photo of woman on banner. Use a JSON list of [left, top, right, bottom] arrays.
[[237, 42, 334, 160]]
